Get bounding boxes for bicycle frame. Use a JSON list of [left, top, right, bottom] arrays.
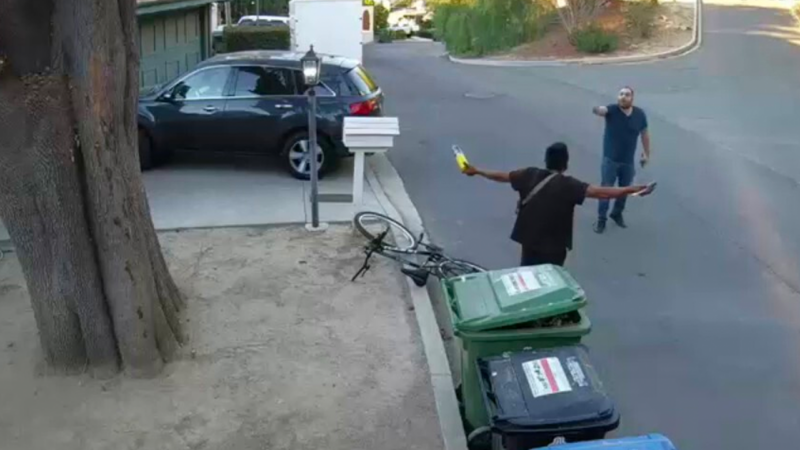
[[351, 231, 452, 282]]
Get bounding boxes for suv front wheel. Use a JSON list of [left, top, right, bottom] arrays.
[[282, 131, 337, 180]]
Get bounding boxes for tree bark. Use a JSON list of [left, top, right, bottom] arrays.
[[0, 0, 184, 377]]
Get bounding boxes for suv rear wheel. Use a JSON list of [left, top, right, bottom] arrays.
[[282, 131, 337, 180]]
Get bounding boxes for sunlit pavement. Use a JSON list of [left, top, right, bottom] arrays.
[[365, 3, 800, 449]]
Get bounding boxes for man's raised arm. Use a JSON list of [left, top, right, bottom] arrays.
[[462, 165, 511, 183], [586, 184, 646, 199], [592, 106, 609, 117]]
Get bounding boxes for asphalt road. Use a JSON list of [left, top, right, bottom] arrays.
[[365, 3, 800, 449]]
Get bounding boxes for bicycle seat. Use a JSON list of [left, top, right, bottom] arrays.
[[401, 266, 429, 287]]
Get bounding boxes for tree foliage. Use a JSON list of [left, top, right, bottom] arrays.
[[375, 4, 391, 30], [434, 0, 555, 56], [392, 0, 415, 9]]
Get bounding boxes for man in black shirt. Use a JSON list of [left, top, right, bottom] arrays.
[[462, 142, 651, 266]]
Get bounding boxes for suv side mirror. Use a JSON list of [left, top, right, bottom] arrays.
[[159, 90, 175, 102]]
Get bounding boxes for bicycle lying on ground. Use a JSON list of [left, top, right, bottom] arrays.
[[352, 212, 486, 286]]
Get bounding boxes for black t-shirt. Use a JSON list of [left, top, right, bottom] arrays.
[[510, 168, 589, 252]]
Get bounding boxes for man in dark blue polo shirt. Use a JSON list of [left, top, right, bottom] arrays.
[[592, 86, 651, 234]]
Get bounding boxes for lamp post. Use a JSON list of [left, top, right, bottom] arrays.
[[301, 45, 323, 229]]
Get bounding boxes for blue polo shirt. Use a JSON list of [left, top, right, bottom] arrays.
[[603, 104, 648, 164]]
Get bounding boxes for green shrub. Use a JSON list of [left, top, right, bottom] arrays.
[[433, 0, 555, 56], [375, 4, 390, 31], [444, 7, 477, 55], [415, 29, 436, 40], [571, 24, 618, 53], [625, 1, 659, 39], [377, 29, 394, 43], [470, 0, 546, 54], [223, 26, 290, 52], [393, 30, 409, 40], [418, 18, 434, 31]]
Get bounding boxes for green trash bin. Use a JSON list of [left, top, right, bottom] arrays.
[[441, 265, 592, 431]]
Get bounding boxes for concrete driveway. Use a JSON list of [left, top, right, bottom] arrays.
[[0, 154, 385, 241], [143, 154, 384, 230], [365, 3, 800, 449]]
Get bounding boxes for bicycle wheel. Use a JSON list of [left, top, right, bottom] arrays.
[[436, 259, 486, 279], [354, 212, 418, 252]]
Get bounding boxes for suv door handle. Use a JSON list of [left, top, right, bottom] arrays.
[[203, 105, 218, 112], [275, 103, 293, 109]]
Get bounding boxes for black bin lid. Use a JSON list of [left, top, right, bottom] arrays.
[[477, 345, 616, 432]]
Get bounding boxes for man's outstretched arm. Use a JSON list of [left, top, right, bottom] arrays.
[[586, 185, 646, 199], [462, 165, 511, 183], [592, 106, 609, 116]]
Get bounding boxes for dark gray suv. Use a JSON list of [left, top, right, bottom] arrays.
[[137, 50, 383, 179]]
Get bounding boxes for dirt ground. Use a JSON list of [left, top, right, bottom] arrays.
[[496, 0, 694, 60], [0, 226, 443, 450]]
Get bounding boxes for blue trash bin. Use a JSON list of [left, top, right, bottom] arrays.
[[532, 434, 677, 449]]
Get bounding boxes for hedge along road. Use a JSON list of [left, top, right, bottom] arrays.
[[364, 3, 800, 449]]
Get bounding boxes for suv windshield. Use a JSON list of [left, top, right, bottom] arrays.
[[347, 66, 379, 96]]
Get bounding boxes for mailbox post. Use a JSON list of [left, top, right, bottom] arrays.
[[343, 117, 400, 206]]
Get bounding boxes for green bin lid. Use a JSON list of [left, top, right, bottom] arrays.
[[446, 265, 586, 332]]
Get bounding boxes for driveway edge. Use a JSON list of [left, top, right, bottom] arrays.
[[366, 154, 469, 450], [448, 0, 703, 67]]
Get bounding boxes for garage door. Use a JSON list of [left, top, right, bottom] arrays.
[[139, 9, 204, 90]]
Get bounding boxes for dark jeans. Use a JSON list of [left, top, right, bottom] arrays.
[[598, 157, 636, 219], [521, 246, 567, 267]]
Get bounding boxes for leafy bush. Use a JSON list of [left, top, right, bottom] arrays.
[[393, 30, 409, 40], [432, 4, 454, 41], [223, 26, 290, 52], [625, 0, 659, 39], [444, 6, 476, 55], [571, 24, 618, 53], [377, 29, 394, 43], [375, 4, 390, 31], [415, 29, 436, 39], [417, 18, 434, 31], [433, 0, 555, 56]]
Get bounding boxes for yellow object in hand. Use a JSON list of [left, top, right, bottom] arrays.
[[452, 145, 470, 171]]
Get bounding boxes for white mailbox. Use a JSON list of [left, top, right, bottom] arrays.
[[343, 117, 400, 206]]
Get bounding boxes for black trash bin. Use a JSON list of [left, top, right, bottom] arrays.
[[477, 345, 620, 450]]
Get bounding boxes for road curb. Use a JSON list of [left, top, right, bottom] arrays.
[[366, 154, 469, 450], [448, 0, 703, 67]]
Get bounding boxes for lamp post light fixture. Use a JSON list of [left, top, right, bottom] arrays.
[[301, 45, 322, 86], [302, 46, 323, 229]]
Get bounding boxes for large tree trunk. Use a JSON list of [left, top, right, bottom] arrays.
[[0, 0, 184, 377]]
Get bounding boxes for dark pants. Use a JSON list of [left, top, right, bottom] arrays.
[[521, 246, 567, 267], [598, 157, 636, 219]]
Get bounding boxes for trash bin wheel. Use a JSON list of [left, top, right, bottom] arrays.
[[466, 426, 492, 450]]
